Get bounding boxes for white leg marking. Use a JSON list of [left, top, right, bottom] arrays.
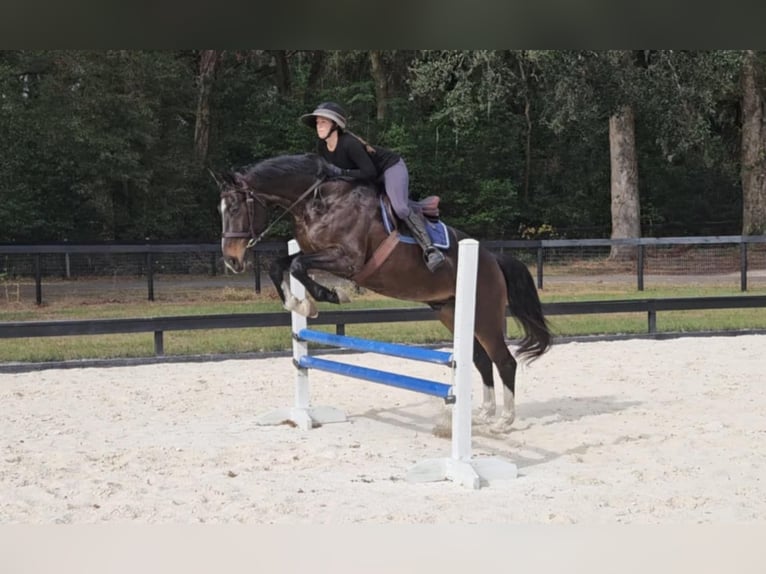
[[282, 281, 300, 312], [490, 389, 515, 434], [335, 287, 351, 304], [282, 280, 318, 318], [476, 385, 496, 422], [296, 298, 318, 319]]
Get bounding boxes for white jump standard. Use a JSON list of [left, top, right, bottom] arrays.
[[255, 238, 518, 489]]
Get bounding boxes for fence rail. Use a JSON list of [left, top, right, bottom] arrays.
[[2, 235, 766, 304], [2, 296, 765, 360]]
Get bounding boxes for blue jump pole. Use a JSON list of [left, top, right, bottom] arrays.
[[297, 355, 454, 401], [297, 328, 453, 365]]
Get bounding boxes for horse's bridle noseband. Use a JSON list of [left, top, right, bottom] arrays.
[[220, 189, 266, 248], [221, 177, 325, 249]]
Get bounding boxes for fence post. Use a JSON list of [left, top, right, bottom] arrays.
[[647, 300, 657, 333], [253, 250, 261, 294], [154, 331, 164, 355], [35, 254, 42, 305], [740, 241, 748, 292], [637, 244, 645, 291], [146, 251, 154, 302], [536, 246, 544, 289], [64, 239, 71, 279]]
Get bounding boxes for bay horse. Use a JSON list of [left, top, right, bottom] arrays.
[[218, 153, 552, 432]]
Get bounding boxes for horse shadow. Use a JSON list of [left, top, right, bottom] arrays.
[[356, 394, 642, 472], [512, 395, 642, 429], [474, 395, 643, 471]]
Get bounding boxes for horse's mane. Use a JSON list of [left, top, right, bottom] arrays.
[[238, 153, 331, 185]]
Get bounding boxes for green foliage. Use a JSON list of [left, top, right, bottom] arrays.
[[0, 50, 757, 244], [0, 50, 202, 242], [448, 177, 520, 237]]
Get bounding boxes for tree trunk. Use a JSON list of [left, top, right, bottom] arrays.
[[369, 50, 388, 121], [741, 50, 766, 236], [194, 50, 218, 165], [304, 51, 325, 104], [518, 54, 532, 201], [270, 50, 291, 96], [609, 105, 641, 260]]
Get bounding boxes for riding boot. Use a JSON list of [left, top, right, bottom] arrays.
[[404, 211, 446, 272]]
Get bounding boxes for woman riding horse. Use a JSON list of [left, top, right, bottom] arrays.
[[219, 153, 552, 432], [301, 101, 445, 272]]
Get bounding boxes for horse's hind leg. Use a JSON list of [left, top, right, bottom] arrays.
[[473, 315, 518, 432], [483, 338, 517, 433], [459, 317, 518, 432], [436, 305, 497, 424], [473, 341, 498, 422], [468, 284, 518, 431]]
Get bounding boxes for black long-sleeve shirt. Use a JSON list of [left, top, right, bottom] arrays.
[[316, 132, 401, 181]]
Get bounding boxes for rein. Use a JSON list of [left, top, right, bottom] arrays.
[[222, 177, 325, 249]]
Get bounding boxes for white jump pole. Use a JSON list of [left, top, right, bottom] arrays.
[[406, 239, 518, 489], [254, 239, 346, 429]]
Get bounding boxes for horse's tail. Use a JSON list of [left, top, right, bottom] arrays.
[[494, 252, 553, 361]]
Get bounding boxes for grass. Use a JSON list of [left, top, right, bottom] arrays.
[[2, 277, 766, 363]]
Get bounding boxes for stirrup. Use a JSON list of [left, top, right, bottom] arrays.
[[424, 248, 446, 272]]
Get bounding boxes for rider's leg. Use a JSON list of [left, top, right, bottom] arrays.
[[384, 159, 445, 272], [404, 210, 446, 272]]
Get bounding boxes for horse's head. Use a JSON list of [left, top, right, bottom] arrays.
[[218, 172, 268, 274], [217, 154, 331, 272]]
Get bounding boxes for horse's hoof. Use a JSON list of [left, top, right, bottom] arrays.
[[475, 406, 495, 423], [335, 288, 351, 304], [298, 299, 318, 319], [489, 415, 515, 434], [283, 294, 299, 313]]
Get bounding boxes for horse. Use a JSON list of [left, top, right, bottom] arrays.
[[218, 152, 552, 432]]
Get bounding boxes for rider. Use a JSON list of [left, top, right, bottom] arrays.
[[300, 101, 445, 272]]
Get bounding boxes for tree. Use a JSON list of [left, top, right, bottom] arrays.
[[269, 50, 291, 97], [740, 50, 766, 235], [303, 51, 326, 104], [407, 50, 533, 236], [194, 50, 218, 165], [609, 106, 641, 259], [369, 51, 388, 121], [0, 50, 756, 245]]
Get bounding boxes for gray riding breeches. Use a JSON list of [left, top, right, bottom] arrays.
[[382, 158, 411, 219]]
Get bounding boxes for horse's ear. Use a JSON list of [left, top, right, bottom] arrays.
[[234, 172, 249, 189], [208, 168, 223, 189]]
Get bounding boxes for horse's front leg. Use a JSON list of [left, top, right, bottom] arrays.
[[286, 247, 355, 317], [267, 253, 316, 316], [268, 254, 293, 304]]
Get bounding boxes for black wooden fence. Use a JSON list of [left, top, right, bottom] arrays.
[[0, 241, 284, 304], [2, 235, 766, 305], [3, 296, 765, 359]]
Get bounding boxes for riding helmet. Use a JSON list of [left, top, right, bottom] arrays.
[[300, 101, 348, 130]]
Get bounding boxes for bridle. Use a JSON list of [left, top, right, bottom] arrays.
[[220, 177, 326, 249], [220, 188, 266, 248]]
